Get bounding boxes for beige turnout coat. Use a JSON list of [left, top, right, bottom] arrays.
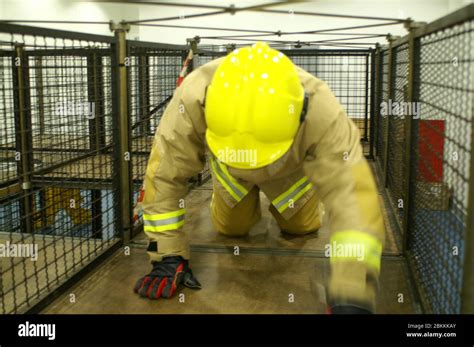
[[141, 57, 385, 309]]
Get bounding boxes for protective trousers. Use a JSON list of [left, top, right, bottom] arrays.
[[210, 184, 321, 237]]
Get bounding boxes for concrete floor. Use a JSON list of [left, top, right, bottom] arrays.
[[43, 175, 418, 314]]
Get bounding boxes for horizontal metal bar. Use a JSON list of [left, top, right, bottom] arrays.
[[0, 49, 14, 56], [201, 32, 387, 40], [308, 42, 377, 45], [125, 1, 293, 24], [98, 0, 305, 12], [294, 21, 403, 34], [96, 0, 234, 10], [31, 178, 114, 190], [130, 51, 186, 57], [132, 22, 276, 35], [281, 48, 372, 55], [128, 9, 225, 24], [1, 20, 109, 25], [207, 38, 378, 46], [201, 22, 402, 44], [200, 33, 277, 40], [135, 22, 388, 39], [24, 48, 112, 57], [31, 148, 112, 177], [197, 49, 226, 56], [200, 37, 300, 44], [127, 39, 187, 50], [189, 244, 401, 257], [256, 9, 407, 23], [309, 34, 384, 43], [314, 43, 376, 49], [0, 22, 115, 43]]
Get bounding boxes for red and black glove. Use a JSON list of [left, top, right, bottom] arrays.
[[134, 256, 201, 299]]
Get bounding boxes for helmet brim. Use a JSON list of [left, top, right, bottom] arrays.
[[206, 129, 294, 169]]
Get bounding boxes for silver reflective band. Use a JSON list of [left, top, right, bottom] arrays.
[[274, 178, 311, 210], [210, 157, 245, 200], [143, 214, 185, 227]]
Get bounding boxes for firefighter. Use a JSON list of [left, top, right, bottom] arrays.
[[133, 42, 385, 314]]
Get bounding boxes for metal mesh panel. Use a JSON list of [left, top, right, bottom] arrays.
[[377, 50, 390, 167], [283, 50, 372, 156], [128, 47, 183, 198], [408, 19, 474, 313], [148, 52, 184, 133], [0, 27, 120, 313], [195, 51, 225, 68], [373, 49, 383, 160], [127, 46, 194, 228], [386, 43, 409, 224]]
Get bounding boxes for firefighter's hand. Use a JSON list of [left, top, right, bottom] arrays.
[[134, 256, 201, 299]]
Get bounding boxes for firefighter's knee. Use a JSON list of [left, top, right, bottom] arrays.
[[210, 189, 261, 237], [269, 194, 321, 236], [214, 221, 253, 237], [281, 221, 320, 235], [280, 214, 321, 235], [211, 201, 260, 236]]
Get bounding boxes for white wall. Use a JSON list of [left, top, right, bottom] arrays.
[[0, 0, 140, 38], [0, 0, 473, 46]]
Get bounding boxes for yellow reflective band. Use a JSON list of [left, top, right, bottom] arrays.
[[329, 230, 383, 272], [143, 209, 185, 221], [210, 156, 248, 201], [210, 158, 240, 201], [272, 176, 312, 213], [143, 209, 185, 233]]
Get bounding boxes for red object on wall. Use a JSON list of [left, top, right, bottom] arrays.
[[418, 120, 445, 182]]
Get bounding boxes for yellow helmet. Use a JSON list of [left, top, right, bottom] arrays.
[[205, 42, 304, 169]]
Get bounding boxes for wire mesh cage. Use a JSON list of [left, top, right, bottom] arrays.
[[373, 12, 474, 313], [0, 24, 121, 313], [282, 49, 372, 156], [373, 48, 383, 161], [127, 43, 189, 228], [376, 49, 390, 168], [386, 43, 409, 225], [0, 3, 472, 316], [127, 43, 185, 191], [406, 19, 474, 314], [194, 49, 225, 68]]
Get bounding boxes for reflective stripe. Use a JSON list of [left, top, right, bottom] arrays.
[[272, 176, 312, 213], [143, 209, 185, 232], [329, 230, 383, 272], [210, 156, 248, 202]]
